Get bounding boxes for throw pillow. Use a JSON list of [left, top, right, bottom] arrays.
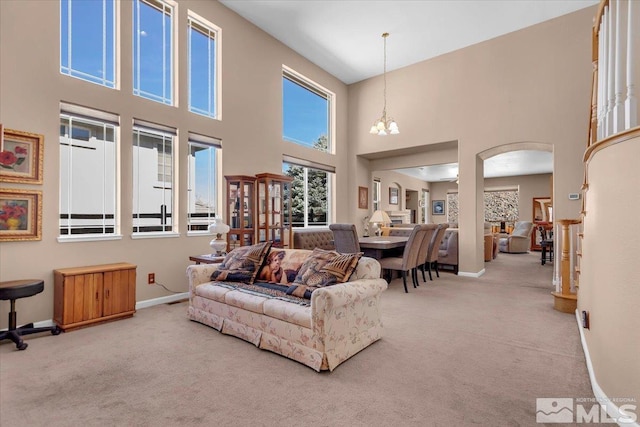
[[211, 241, 271, 284], [286, 249, 362, 299]]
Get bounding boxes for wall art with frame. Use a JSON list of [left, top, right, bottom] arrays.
[[0, 188, 42, 241], [358, 186, 368, 209], [389, 187, 399, 205], [0, 127, 44, 184], [432, 200, 445, 216]]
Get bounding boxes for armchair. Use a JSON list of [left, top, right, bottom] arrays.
[[498, 221, 534, 253]]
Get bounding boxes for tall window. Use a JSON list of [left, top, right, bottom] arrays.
[[282, 68, 332, 153], [133, 0, 174, 105], [132, 121, 175, 234], [59, 105, 119, 239], [372, 179, 381, 211], [60, 0, 116, 88], [188, 133, 221, 232], [283, 159, 333, 227], [188, 12, 220, 119]]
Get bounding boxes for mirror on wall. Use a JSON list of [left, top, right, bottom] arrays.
[[532, 197, 552, 222], [532, 197, 552, 250]]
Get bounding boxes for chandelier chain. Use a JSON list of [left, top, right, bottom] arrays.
[[383, 32, 388, 119]]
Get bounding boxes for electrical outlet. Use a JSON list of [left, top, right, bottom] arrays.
[[148, 273, 155, 284]]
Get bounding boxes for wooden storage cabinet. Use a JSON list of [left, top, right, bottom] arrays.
[[256, 172, 293, 248], [54, 263, 136, 331]]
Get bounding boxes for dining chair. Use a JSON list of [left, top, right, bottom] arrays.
[[423, 223, 449, 281], [413, 224, 439, 284], [379, 224, 428, 293], [329, 223, 360, 253]]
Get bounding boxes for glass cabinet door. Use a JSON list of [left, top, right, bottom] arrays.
[[225, 175, 256, 251]]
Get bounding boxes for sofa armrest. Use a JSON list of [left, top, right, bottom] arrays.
[[311, 278, 387, 370], [186, 264, 221, 296]]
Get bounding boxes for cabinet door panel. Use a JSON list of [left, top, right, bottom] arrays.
[[72, 275, 85, 324], [104, 269, 135, 316]]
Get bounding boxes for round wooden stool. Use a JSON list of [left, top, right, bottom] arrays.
[[0, 280, 61, 350]]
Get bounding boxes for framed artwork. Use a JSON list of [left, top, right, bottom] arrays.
[[389, 187, 398, 205], [358, 186, 368, 209], [0, 188, 42, 241], [0, 127, 44, 184], [432, 200, 445, 216]]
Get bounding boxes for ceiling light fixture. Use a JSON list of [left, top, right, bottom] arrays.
[[369, 32, 399, 136]]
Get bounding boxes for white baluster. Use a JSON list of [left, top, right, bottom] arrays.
[[626, 0, 638, 129], [607, 3, 616, 137], [598, 18, 606, 140], [614, 0, 628, 133]]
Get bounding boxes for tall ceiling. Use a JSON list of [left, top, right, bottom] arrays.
[[220, 0, 599, 84], [220, 0, 597, 180]]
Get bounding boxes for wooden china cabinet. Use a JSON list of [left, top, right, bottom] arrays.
[[255, 173, 293, 248], [225, 175, 256, 251]]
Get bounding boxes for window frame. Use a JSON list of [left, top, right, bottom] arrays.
[[58, 105, 121, 242], [132, 0, 176, 106], [283, 157, 334, 228], [60, 0, 117, 88], [187, 11, 221, 120], [131, 121, 178, 238], [187, 133, 223, 235], [282, 66, 334, 154], [372, 179, 381, 212]]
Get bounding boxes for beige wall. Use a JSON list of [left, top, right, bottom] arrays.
[[579, 134, 640, 405], [0, 0, 349, 326], [347, 8, 594, 274], [429, 173, 553, 225]]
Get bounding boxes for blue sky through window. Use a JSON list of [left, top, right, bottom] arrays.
[[283, 77, 328, 149], [60, 0, 115, 87], [133, 0, 172, 104], [189, 21, 216, 117]]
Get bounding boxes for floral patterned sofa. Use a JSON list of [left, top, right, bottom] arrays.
[[187, 247, 387, 372]]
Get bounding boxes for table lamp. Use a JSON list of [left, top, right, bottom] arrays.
[[369, 210, 391, 236], [208, 218, 230, 256]]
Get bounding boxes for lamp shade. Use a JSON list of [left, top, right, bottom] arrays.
[[369, 210, 391, 225], [208, 218, 230, 235]]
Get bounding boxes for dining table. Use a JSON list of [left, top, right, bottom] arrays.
[[358, 235, 409, 260]]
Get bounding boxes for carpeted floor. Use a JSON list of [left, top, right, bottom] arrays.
[[0, 252, 598, 426]]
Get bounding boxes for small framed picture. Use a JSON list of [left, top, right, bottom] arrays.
[[358, 186, 368, 209], [0, 188, 42, 241], [432, 200, 445, 215], [389, 187, 399, 205], [0, 127, 44, 184]]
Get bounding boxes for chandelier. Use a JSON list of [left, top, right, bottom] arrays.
[[369, 32, 399, 136]]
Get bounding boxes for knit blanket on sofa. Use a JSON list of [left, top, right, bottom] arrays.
[[214, 281, 311, 307]]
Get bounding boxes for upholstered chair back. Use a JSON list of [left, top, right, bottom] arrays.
[[329, 223, 360, 253]]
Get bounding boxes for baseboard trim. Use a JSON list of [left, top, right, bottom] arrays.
[[575, 310, 639, 426], [458, 269, 485, 278], [6, 294, 189, 331], [136, 292, 189, 310]]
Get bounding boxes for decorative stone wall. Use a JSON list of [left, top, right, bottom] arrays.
[[446, 190, 519, 225]]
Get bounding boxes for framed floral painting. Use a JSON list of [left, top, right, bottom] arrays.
[[0, 127, 44, 184], [0, 189, 42, 241]]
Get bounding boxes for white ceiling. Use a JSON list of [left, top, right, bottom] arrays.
[[220, 0, 588, 180], [220, 0, 599, 85], [394, 150, 554, 182]]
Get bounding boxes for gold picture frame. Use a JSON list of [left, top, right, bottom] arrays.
[[0, 188, 42, 241], [0, 127, 44, 184]]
